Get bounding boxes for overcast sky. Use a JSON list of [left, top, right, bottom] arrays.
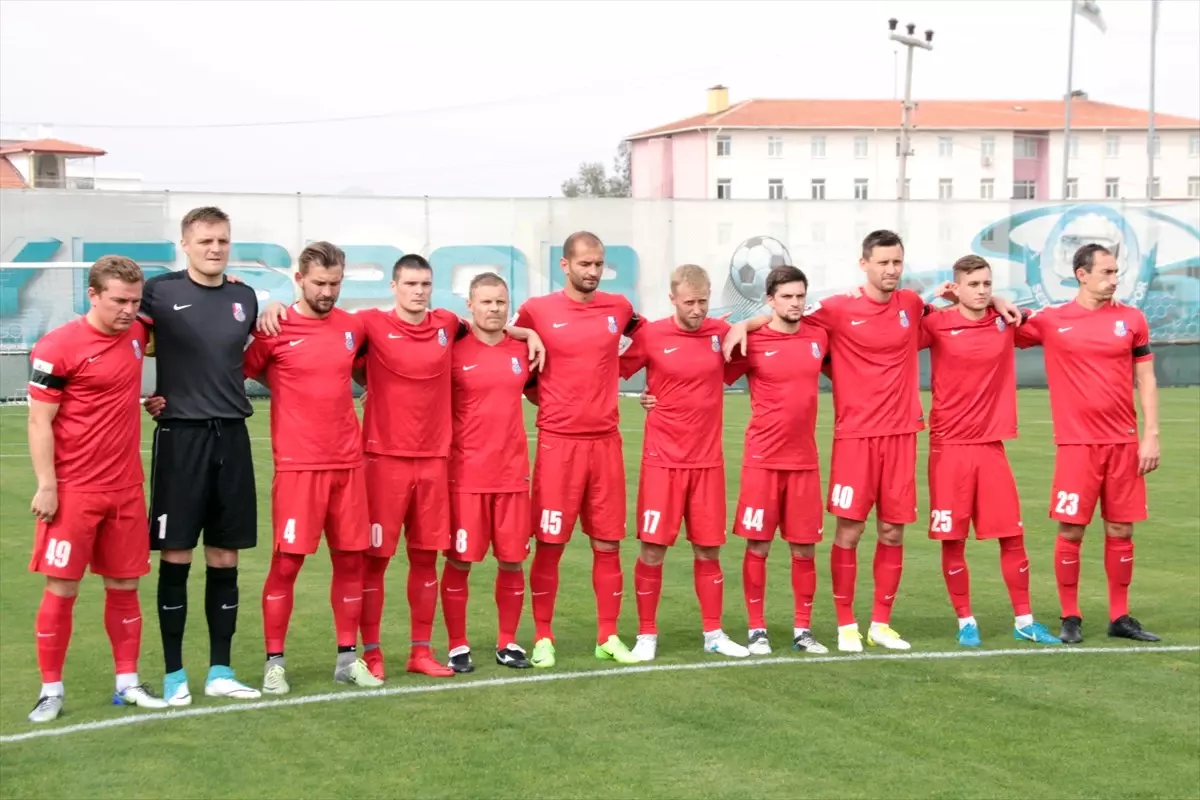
[[1, 0, 1196, 197]]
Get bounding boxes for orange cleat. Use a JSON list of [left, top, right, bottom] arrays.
[[406, 650, 454, 678], [364, 648, 386, 681]]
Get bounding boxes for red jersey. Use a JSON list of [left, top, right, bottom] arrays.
[[619, 317, 730, 469], [357, 307, 465, 457], [27, 318, 148, 491], [243, 306, 364, 471], [515, 290, 642, 438], [803, 289, 927, 439], [920, 308, 1018, 445], [448, 333, 533, 493], [724, 324, 829, 471], [1015, 300, 1153, 445]]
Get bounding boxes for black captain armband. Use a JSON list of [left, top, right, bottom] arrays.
[[623, 313, 642, 335], [524, 373, 539, 391], [455, 320, 470, 341], [1133, 343, 1152, 359], [922, 304, 935, 317], [29, 363, 67, 391]]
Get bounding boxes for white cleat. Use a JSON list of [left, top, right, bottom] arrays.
[[205, 668, 263, 700], [705, 631, 750, 658], [27, 695, 63, 723], [631, 634, 658, 662], [115, 683, 169, 709], [867, 624, 912, 651], [791, 630, 829, 655], [262, 663, 290, 695], [747, 629, 772, 655], [837, 625, 864, 653]]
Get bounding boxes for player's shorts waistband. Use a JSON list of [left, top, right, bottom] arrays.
[[535, 429, 622, 442], [157, 417, 247, 429]]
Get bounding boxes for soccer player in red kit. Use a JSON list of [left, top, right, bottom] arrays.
[[618, 264, 750, 661], [243, 242, 383, 693], [920, 255, 1061, 647], [1015, 243, 1161, 644], [25, 256, 168, 723], [516, 231, 645, 668], [723, 265, 830, 656], [440, 273, 537, 673]]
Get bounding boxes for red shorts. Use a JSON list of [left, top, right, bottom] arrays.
[[448, 491, 531, 563], [531, 432, 626, 544], [635, 465, 726, 547], [365, 454, 450, 557], [827, 434, 918, 524], [30, 486, 149, 581], [272, 468, 369, 555], [1050, 443, 1147, 525], [734, 467, 824, 544], [927, 442, 1023, 540]]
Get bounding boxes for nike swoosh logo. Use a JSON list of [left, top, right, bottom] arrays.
[[388, 333, 404, 339], [88, 356, 100, 363], [764, 350, 778, 357], [221, 603, 238, 610], [664, 348, 678, 354], [948, 568, 964, 575], [950, 330, 965, 336], [36, 632, 54, 638], [851, 320, 866, 326], [636, 591, 653, 596], [424, 581, 437, 588], [1060, 559, 1078, 565], [161, 605, 183, 611], [1120, 556, 1134, 563], [173, 304, 191, 311], [553, 322, 568, 328], [462, 365, 477, 371], [1058, 327, 1072, 333], [266, 594, 286, 601], [288, 339, 304, 347], [342, 596, 362, 602], [122, 617, 141, 624], [1020, 566, 1029, 573], [445, 587, 465, 592]]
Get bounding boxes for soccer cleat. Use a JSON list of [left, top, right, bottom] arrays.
[[407, 651, 454, 678], [706, 632, 750, 658], [867, 624, 912, 650], [113, 683, 169, 709], [1107, 615, 1161, 642], [163, 669, 192, 707], [632, 634, 658, 662], [791, 630, 829, 655], [205, 666, 262, 700], [595, 635, 641, 664], [837, 626, 864, 653], [495, 644, 533, 669], [1059, 616, 1083, 644], [530, 637, 556, 669], [27, 695, 63, 723], [1014, 621, 1062, 645], [363, 647, 386, 681], [335, 658, 385, 687], [747, 629, 772, 656], [448, 646, 475, 674], [957, 623, 982, 648], [262, 662, 290, 695]]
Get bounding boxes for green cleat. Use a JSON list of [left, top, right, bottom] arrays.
[[595, 635, 641, 664], [335, 657, 385, 688], [530, 637, 556, 669]]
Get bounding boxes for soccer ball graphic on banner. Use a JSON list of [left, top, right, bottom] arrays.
[[728, 236, 793, 303]]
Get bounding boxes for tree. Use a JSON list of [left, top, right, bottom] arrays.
[[561, 142, 631, 198]]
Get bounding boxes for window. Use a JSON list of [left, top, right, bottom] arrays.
[[1105, 177, 1120, 199], [1066, 178, 1078, 199], [854, 179, 869, 200], [1191, 134, 1200, 158], [810, 179, 826, 200], [980, 136, 995, 159], [768, 179, 784, 200], [767, 136, 783, 158], [1068, 135, 1079, 159], [938, 136, 953, 158], [981, 229, 995, 243], [854, 136, 869, 159], [716, 178, 732, 199], [811, 136, 826, 158], [1147, 177, 1160, 199], [938, 178, 953, 200], [980, 178, 995, 200], [1013, 180, 1037, 199], [717, 135, 731, 157], [1105, 134, 1120, 158], [1015, 136, 1038, 159], [1149, 134, 1160, 158], [1188, 176, 1200, 197]]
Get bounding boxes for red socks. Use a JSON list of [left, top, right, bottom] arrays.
[[495, 568, 525, 648], [1104, 535, 1134, 621], [104, 588, 142, 676], [693, 558, 724, 633], [440, 561, 471, 651], [791, 555, 816, 629], [634, 559, 663, 635], [406, 547, 439, 652], [742, 549, 767, 629], [998, 536, 1032, 617], [530, 544, 564, 642], [940, 540, 972, 618], [35, 590, 75, 684], [592, 548, 624, 643], [1054, 536, 1082, 619], [360, 554, 390, 646], [262, 552, 305, 654], [329, 550, 364, 649], [871, 542, 904, 625], [830, 544, 857, 626]]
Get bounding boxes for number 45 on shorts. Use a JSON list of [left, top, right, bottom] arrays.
[[540, 509, 563, 536]]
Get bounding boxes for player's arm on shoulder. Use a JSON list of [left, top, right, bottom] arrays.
[[918, 314, 936, 351], [618, 330, 647, 380], [722, 315, 768, 361], [502, 322, 546, 372], [723, 347, 750, 385], [1012, 307, 1044, 348], [257, 299, 291, 336], [242, 331, 273, 385], [137, 275, 158, 326], [513, 300, 535, 331]]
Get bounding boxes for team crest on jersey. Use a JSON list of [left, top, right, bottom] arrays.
[[437, 328, 447, 347], [711, 334, 720, 352], [511, 356, 522, 375], [232, 302, 246, 322], [132, 339, 142, 360], [995, 317, 1007, 332], [811, 341, 822, 359], [607, 315, 618, 334], [1114, 320, 1128, 337], [898, 309, 910, 328], [344, 331, 355, 351]]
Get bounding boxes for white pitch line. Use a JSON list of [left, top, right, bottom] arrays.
[[2, 644, 1195, 745]]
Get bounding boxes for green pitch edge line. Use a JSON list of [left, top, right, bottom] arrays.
[[2, 644, 1197, 745]]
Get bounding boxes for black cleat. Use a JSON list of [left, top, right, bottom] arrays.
[[1060, 616, 1083, 644], [495, 646, 533, 669], [448, 650, 475, 674], [1107, 615, 1161, 642]]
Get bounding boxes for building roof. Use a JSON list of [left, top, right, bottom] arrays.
[[627, 98, 1200, 139], [0, 137, 106, 156], [0, 156, 27, 188]]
